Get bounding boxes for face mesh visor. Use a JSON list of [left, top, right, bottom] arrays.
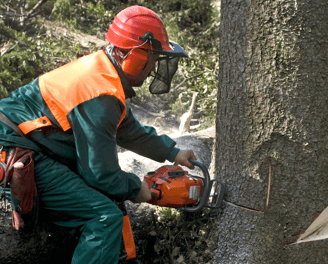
[[149, 56, 180, 94]]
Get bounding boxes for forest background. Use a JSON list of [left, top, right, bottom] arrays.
[[0, 0, 220, 129]]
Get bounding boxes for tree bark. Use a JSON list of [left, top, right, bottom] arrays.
[[212, 0, 328, 263]]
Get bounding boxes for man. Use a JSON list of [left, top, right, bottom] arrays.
[[0, 5, 196, 264]]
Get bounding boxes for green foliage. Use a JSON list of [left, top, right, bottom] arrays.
[[52, 0, 116, 36], [52, 0, 76, 21], [148, 0, 214, 26], [0, 22, 42, 97], [156, 207, 181, 222], [0, 15, 95, 97], [82, 2, 115, 37]]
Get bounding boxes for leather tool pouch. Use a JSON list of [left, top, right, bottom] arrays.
[[0, 112, 39, 230], [4, 147, 39, 230]]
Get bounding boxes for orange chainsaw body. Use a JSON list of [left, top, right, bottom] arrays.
[[144, 165, 203, 208]]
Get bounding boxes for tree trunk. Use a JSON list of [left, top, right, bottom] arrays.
[[212, 0, 328, 263]]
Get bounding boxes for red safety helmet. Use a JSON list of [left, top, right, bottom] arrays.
[[106, 5, 170, 51], [106, 5, 188, 94]]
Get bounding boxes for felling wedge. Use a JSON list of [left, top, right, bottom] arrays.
[[296, 206, 328, 244]]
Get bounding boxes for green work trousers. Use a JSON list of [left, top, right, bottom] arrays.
[[33, 152, 123, 264]]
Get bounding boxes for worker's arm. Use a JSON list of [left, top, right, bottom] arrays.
[[117, 106, 197, 168], [67, 95, 142, 202], [116, 105, 180, 163]]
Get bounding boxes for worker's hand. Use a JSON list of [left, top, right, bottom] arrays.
[[174, 149, 197, 169], [133, 181, 152, 203]]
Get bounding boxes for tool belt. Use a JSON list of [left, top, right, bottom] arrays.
[[0, 112, 39, 230]]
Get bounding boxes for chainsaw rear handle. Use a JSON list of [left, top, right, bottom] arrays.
[[180, 159, 211, 213]]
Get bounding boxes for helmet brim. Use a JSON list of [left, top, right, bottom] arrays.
[[153, 41, 189, 58]]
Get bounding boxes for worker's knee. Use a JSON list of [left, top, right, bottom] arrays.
[[94, 202, 123, 229]]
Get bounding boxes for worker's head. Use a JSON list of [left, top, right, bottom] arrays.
[[106, 5, 188, 93]]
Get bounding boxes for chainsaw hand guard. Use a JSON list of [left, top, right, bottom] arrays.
[[180, 159, 224, 212]]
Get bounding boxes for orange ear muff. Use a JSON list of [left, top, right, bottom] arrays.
[[122, 49, 148, 76]]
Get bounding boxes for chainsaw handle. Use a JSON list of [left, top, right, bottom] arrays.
[[180, 159, 211, 213]]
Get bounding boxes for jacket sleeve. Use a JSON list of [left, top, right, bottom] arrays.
[[116, 105, 180, 163], [67, 95, 141, 201]]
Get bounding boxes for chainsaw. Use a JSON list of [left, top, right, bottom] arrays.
[[144, 159, 225, 212]]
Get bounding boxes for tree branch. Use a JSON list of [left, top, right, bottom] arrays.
[[172, 72, 204, 91], [1, 0, 46, 27], [26, 0, 47, 19]]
